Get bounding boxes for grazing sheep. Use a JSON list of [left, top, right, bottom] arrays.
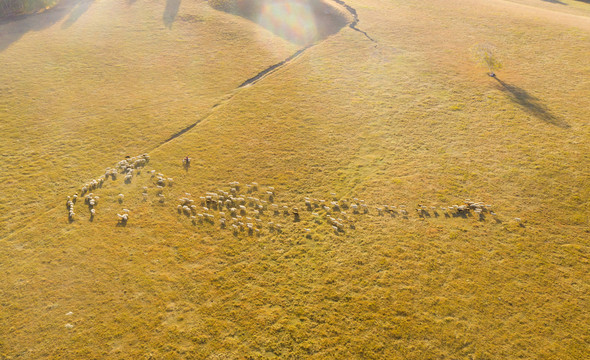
[[117, 213, 129, 225]]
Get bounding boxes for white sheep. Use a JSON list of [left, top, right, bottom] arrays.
[[117, 213, 129, 224]]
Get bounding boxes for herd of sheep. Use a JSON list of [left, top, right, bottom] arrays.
[[64, 153, 508, 234]]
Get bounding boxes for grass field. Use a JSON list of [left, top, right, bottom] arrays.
[[1, 0, 589, 358]]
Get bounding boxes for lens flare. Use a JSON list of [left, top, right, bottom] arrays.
[[257, 0, 318, 46]]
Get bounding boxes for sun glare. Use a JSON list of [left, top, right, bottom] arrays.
[[257, 0, 318, 45]]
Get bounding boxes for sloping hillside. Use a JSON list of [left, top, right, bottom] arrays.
[[0, 0, 588, 358]]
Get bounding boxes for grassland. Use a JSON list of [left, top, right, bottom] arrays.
[[0, 0, 589, 358]]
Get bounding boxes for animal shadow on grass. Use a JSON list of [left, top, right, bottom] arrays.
[[494, 78, 570, 129], [163, 0, 181, 29], [0, 0, 86, 52], [452, 212, 468, 219], [542, 0, 567, 4]]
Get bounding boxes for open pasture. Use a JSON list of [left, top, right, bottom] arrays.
[[0, 0, 589, 358]]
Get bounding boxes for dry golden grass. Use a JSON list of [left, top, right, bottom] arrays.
[[1, 0, 589, 358]]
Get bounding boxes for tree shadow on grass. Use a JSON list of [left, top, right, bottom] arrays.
[[494, 77, 570, 129], [0, 0, 83, 52], [163, 0, 181, 29], [61, 0, 94, 29]]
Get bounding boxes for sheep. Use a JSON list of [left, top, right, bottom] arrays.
[[117, 213, 129, 225], [68, 211, 75, 221], [124, 174, 133, 184], [177, 205, 183, 213], [90, 208, 96, 217], [331, 201, 341, 212], [183, 205, 191, 215], [167, 178, 173, 186]]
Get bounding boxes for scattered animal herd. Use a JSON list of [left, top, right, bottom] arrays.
[[65, 154, 517, 234]]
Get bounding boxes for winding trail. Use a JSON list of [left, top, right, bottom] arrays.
[[161, 0, 374, 145]]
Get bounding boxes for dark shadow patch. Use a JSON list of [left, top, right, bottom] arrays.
[[61, 0, 93, 29], [494, 77, 570, 129], [163, 0, 181, 29], [0, 0, 84, 52], [541, 0, 567, 4]]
